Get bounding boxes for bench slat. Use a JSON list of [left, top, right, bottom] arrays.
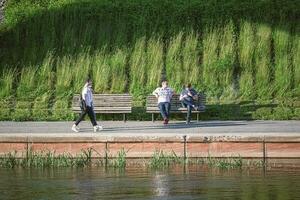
[[72, 94, 132, 116]]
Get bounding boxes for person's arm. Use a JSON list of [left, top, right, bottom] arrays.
[[82, 87, 92, 107], [152, 88, 159, 98], [82, 87, 87, 101], [192, 89, 198, 100], [179, 90, 185, 101], [180, 89, 188, 100]]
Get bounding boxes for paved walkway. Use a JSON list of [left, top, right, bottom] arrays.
[[0, 120, 299, 138]]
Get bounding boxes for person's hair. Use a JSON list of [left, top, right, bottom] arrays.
[[86, 77, 92, 83], [186, 83, 192, 88]]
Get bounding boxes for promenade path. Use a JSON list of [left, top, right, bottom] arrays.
[[0, 120, 299, 137]]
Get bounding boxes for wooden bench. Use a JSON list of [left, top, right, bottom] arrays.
[[146, 93, 206, 122], [72, 94, 132, 122]]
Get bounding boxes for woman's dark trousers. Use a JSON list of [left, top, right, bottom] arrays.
[[75, 106, 97, 126]]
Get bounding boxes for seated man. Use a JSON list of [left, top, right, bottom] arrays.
[[179, 83, 198, 124], [152, 80, 174, 125]]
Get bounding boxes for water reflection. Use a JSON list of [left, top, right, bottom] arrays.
[[153, 172, 170, 197], [0, 165, 299, 200]]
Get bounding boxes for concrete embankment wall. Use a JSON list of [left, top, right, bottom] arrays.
[[0, 135, 299, 159]]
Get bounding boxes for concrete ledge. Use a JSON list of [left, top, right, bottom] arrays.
[[0, 134, 299, 158], [0, 133, 299, 143]]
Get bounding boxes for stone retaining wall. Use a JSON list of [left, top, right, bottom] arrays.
[[0, 135, 299, 159]]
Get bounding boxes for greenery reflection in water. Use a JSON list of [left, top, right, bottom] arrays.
[[0, 165, 299, 200]]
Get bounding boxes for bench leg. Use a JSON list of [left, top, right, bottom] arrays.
[[197, 113, 199, 122], [123, 114, 126, 122], [152, 113, 154, 123]]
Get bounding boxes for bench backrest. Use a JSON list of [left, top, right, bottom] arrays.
[[72, 94, 132, 113], [146, 93, 206, 112]]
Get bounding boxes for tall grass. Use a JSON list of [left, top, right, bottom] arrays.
[[109, 48, 127, 93], [238, 21, 255, 100], [166, 32, 183, 91], [0, 68, 15, 99], [218, 21, 236, 100], [73, 50, 92, 93], [111, 148, 127, 168], [53, 55, 74, 120], [16, 67, 37, 99], [0, 69, 15, 120], [146, 36, 164, 92], [182, 30, 201, 91], [202, 27, 220, 99], [0, 149, 95, 168], [292, 27, 300, 99], [55, 55, 73, 97], [150, 150, 182, 169], [273, 25, 292, 99], [0, 0, 298, 120], [92, 49, 111, 93], [129, 37, 147, 103], [254, 24, 272, 100], [14, 67, 37, 120], [166, 31, 201, 92], [32, 52, 55, 120]]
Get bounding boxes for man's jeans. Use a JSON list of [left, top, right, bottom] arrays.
[[158, 102, 171, 120], [181, 99, 196, 122]]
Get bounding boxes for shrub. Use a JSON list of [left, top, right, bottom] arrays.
[[252, 107, 273, 120], [272, 106, 293, 120], [52, 98, 74, 121], [32, 93, 51, 121], [13, 101, 32, 121]]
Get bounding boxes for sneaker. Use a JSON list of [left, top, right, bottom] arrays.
[[193, 105, 198, 111], [72, 124, 79, 133], [94, 125, 103, 132]]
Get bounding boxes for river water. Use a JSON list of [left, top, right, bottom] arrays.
[[0, 165, 299, 200]]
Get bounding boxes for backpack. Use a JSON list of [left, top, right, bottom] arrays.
[[79, 94, 87, 111]]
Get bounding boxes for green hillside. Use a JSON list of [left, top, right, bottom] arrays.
[[0, 0, 299, 120]]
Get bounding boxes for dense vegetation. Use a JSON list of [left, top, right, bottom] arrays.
[[0, 0, 299, 120]]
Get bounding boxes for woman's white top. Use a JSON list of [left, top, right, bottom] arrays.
[[82, 85, 93, 107]]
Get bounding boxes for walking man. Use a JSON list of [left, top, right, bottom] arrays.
[[152, 80, 174, 124], [72, 78, 103, 132], [179, 83, 198, 124]]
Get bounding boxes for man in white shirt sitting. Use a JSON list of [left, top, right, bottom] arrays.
[[152, 80, 174, 125]]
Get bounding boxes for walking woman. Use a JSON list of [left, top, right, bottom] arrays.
[[72, 78, 103, 132]]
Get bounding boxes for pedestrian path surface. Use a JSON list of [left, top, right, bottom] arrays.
[[0, 121, 299, 137]]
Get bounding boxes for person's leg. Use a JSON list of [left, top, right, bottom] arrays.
[[72, 110, 87, 132], [86, 106, 97, 126], [165, 102, 171, 119], [187, 104, 192, 123], [183, 99, 195, 108], [75, 110, 87, 126], [158, 102, 167, 119]]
